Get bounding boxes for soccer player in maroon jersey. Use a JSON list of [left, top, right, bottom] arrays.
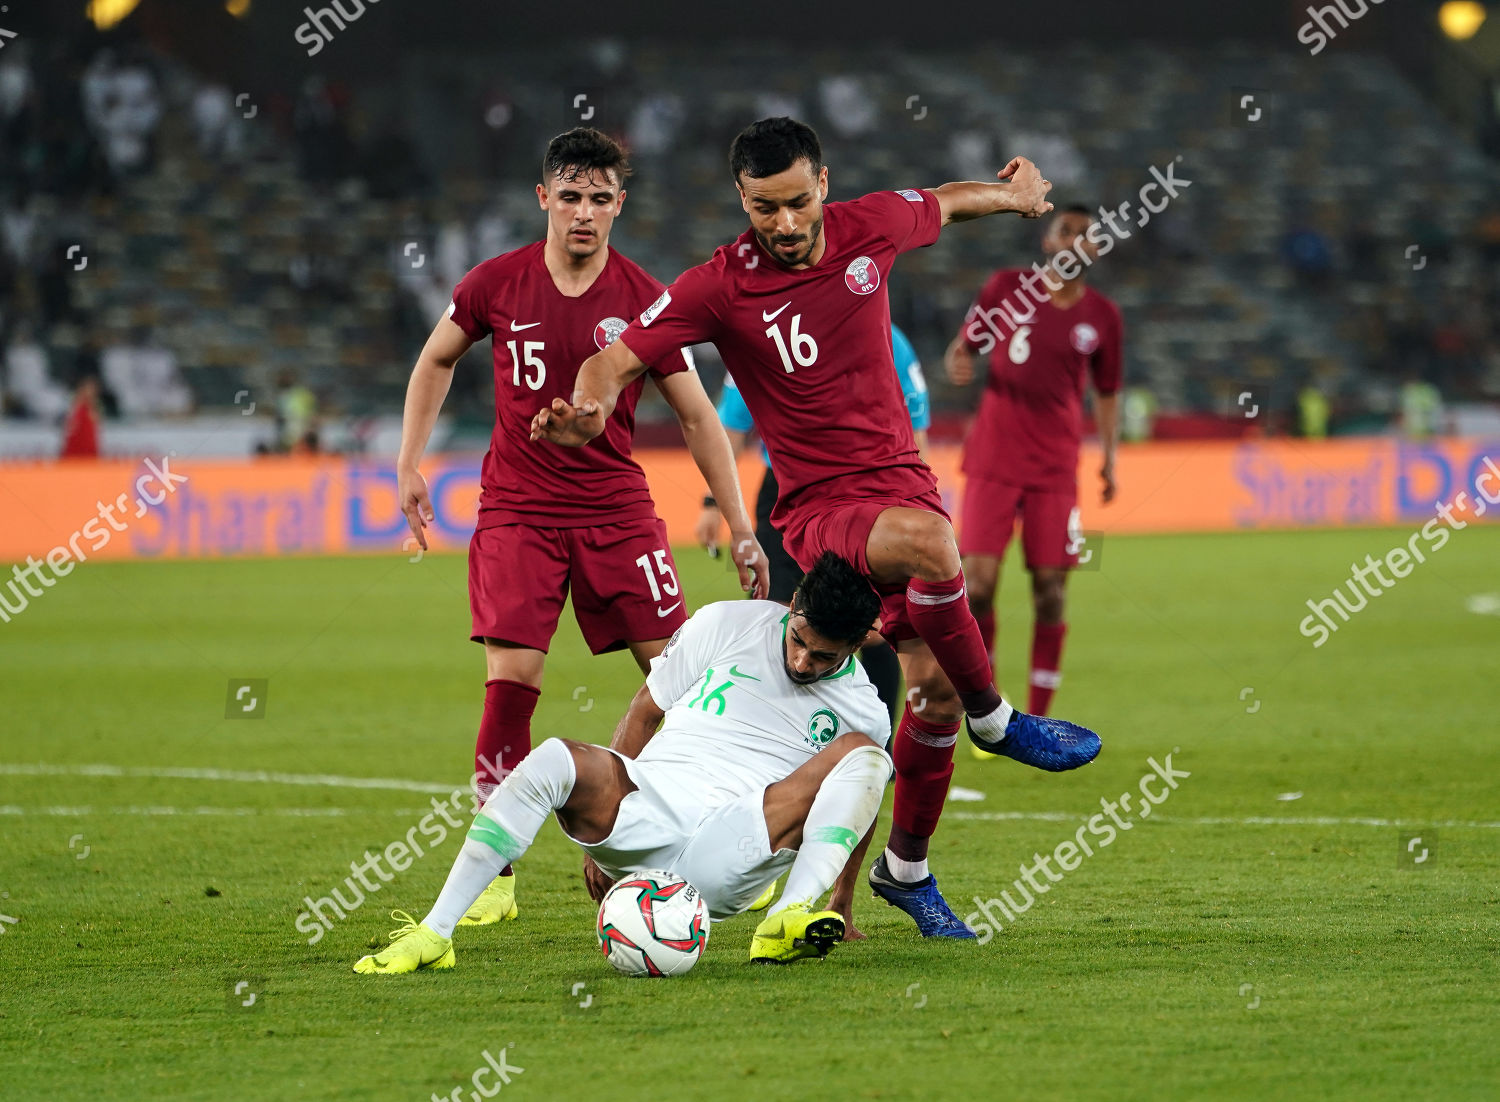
[[532, 118, 1099, 939], [396, 128, 766, 927], [947, 205, 1122, 740]]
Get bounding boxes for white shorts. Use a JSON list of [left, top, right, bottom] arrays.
[[570, 752, 797, 918]]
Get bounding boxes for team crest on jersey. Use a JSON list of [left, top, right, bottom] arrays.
[[594, 316, 629, 349], [806, 708, 841, 748], [1070, 322, 1100, 355], [845, 256, 880, 295], [897, 189, 925, 203]]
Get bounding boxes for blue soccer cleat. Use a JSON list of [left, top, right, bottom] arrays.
[[867, 855, 977, 939], [968, 709, 1101, 772]]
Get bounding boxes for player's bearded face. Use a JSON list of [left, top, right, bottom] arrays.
[[782, 613, 857, 684], [539, 167, 623, 259], [740, 161, 827, 268]]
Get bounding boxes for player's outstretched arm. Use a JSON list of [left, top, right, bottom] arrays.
[[656, 372, 769, 598], [694, 428, 750, 552], [932, 156, 1054, 225], [529, 338, 648, 447], [397, 316, 473, 550]]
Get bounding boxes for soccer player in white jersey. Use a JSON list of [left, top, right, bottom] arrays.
[[354, 553, 895, 971]]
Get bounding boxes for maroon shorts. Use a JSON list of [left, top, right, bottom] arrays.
[[780, 487, 950, 644], [959, 476, 1080, 569], [468, 517, 687, 655]]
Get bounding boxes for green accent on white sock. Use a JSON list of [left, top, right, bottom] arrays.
[[807, 825, 859, 854], [467, 816, 521, 860]]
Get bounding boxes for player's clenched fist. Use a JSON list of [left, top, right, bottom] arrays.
[[997, 156, 1053, 219], [530, 396, 605, 446], [397, 465, 434, 550]]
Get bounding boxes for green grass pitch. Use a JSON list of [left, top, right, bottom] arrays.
[[2, 527, 1497, 1100]]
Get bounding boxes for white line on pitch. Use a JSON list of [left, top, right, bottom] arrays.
[[0, 805, 430, 817], [0, 762, 456, 795], [947, 812, 1500, 829]]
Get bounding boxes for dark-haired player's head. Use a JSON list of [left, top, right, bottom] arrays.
[[537, 127, 633, 260], [1042, 203, 1099, 277], [781, 553, 881, 684], [729, 117, 829, 269]]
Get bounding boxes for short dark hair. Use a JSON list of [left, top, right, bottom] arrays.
[[542, 127, 631, 188], [1057, 203, 1094, 220], [729, 117, 822, 184], [791, 553, 881, 646]]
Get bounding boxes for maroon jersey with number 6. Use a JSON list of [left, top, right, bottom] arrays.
[[447, 242, 694, 529], [618, 189, 943, 533], [957, 270, 1123, 492]]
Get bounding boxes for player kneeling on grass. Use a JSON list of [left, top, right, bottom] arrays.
[[354, 553, 895, 972]]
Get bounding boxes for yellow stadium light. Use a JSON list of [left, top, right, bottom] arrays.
[[1439, 1, 1487, 41], [226, 0, 252, 16], [86, 0, 143, 31]]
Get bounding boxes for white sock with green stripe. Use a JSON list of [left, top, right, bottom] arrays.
[[769, 744, 892, 918], [423, 738, 576, 937]]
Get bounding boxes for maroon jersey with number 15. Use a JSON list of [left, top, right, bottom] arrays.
[[447, 241, 694, 529]]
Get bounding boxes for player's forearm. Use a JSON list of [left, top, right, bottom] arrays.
[[1096, 393, 1120, 467], [681, 420, 755, 535], [397, 358, 454, 470], [932, 180, 1032, 224], [608, 685, 665, 759], [571, 346, 643, 424]]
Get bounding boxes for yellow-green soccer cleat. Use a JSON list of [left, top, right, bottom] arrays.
[[747, 879, 778, 912], [749, 902, 845, 964], [970, 742, 1001, 761], [458, 872, 518, 926], [352, 911, 455, 974]]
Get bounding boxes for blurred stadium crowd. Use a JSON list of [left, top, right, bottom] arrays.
[[2, 28, 1499, 454]]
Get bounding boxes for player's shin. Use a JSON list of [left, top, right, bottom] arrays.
[[905, 574, 1010, 723], [1029, 622, 1067, 716], [885, 707, 960, 878], [770, 745, 892, 917], [425, 737, 575, 937]]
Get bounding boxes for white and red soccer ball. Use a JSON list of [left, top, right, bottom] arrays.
[[596, 870, 710, 977]]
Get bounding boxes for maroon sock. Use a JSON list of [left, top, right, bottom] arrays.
[[889, 705, 961, 860], [906, 573, 1002, 716], [1028, 622, 1067, 716], [475, 678, 539, 876]]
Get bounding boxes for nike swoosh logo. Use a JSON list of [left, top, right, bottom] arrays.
[[509, 320, 541, 331], [656, 602, 683, 618], [761, 302, 791, 322], [727, 664, 761, 681]]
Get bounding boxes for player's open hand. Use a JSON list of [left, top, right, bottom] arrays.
[[582, 854, 616, 903], [1100, 462, 1117, 505], [728, 531, 770, 599], [530, 396, 605, 447], [397, 465, 434, 551], [997, 156, 1053, 219]]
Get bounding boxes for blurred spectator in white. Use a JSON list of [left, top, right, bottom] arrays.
[[819, 76, 877, 138], [629, 93, 685, 157], [1007, 131, 1087, 188], [1, 189, 38, 267], [436, 219, 471, 292], [1399, 373, 1444, 439], [754, 91, 802, 123], [950, 130, 994, 184], [81, 47, 162, 179], [0, 43, 34, 128], [474, 204, 519, 264], [101, 327, 192, 417], [60, 376, 101, 459], [5, 322, 69, 421], [191, 84, 242, 162]]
